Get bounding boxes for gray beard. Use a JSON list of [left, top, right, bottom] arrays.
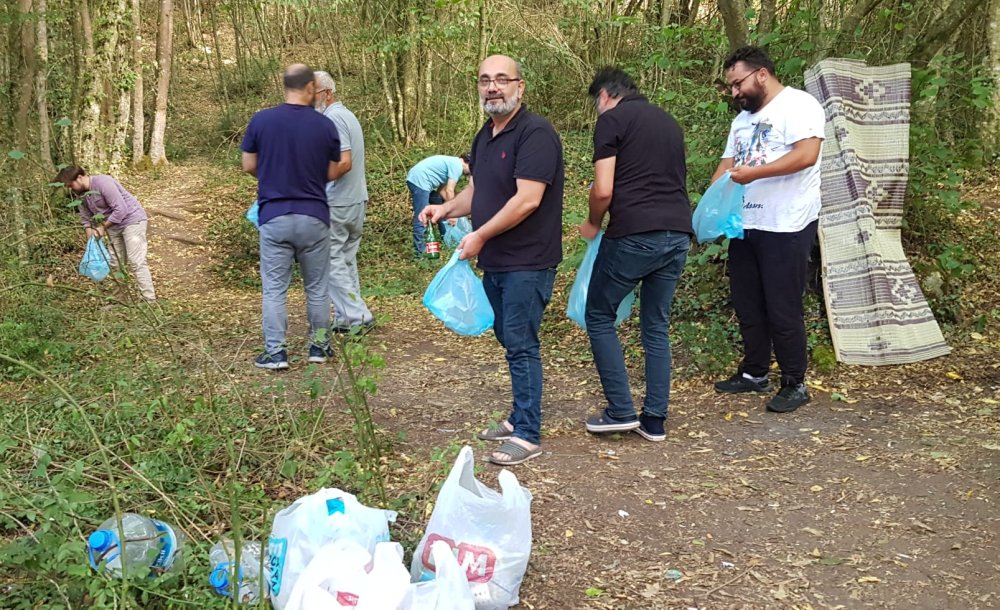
[[315, 101, 329, 114], [481, 94, 520, 116]]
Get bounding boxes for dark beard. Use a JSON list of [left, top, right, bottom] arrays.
[[737, 92, 764, 113]]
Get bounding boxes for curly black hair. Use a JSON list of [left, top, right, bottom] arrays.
[[722, 46, 776, 76]]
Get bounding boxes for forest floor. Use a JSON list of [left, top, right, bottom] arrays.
[[131, 161, 999, 609]]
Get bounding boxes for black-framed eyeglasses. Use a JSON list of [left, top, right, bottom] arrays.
[[477, 76, 521, 88], [728, 69, 760, 91]]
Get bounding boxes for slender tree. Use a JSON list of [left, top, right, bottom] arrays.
[[131, 0, 146, 164], [35, 0, 54, 173], [149, 0, 173, 165]]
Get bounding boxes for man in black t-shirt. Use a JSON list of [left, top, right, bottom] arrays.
[[580, 68, 693, 442], [421, 54, 564, 466]]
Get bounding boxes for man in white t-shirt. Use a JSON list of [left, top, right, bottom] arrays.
[[710, 46, 825, 413]]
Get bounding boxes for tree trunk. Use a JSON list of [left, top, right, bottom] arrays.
[[987, 0, 1000, 154], [149, 0, 173, 166], [131, 0, 145, 164], [758, 0, 777, 35], [910, 0, 985, 68], [77, 0, 102, 168], [10, 189, 30, 262], [15, 0, 36, 154], [829, 0, 884, 56], [717, 0, 749, 50], [35, 0, 55, 173]]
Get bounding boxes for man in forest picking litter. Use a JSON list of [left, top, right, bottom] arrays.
[[421, 54, 565, 466], [579, 68, 692, 442], [57, 166, 157, 302], [711, 46, 825, 413], [241, 64, 346, 370]]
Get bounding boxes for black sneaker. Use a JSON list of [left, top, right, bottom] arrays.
[[331, 320, 376, 336], [635, 414, 666, 442], [766, 383, 811, 413], [714, 373, 772, 394], [308, 343, 333, 364], [585, 409, 640, 433], [254, 350, 289, 370]]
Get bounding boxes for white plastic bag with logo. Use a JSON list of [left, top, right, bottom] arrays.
[[410, 446, 532, 610], [268, 488, 397, 610], [395, 540, 475, 610], [284, 540, 410, 610]]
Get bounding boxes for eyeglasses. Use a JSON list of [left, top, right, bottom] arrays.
[[728, 69, 760, 91], [477, 76, 521, 88], [315, 89, 329, 95]]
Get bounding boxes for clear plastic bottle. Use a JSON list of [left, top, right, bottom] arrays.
[[209, 539, 267, 603], [87, 513, 184, 577]]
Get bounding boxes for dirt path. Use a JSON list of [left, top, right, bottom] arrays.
[[130, 162, 1000, 609]]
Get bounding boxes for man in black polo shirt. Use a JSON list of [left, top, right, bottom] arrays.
[[421, 54, 563, 466], [580, 68, 692, 442]]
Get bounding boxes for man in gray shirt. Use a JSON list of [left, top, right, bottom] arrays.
[[314, 71, 374, 331]]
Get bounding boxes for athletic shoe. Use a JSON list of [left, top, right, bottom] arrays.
[[714, 372, 772, 393], [585, 410, 640, 433], [635, 414, 666, 442], [254, 350, 288, 370], [766, 383, 811, 413]]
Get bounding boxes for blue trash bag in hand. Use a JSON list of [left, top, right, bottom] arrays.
[[692, 171, 745, 243], [245, 199, 260, 228], [566, 231, 635, 331], [443, 216, 472, 248], [79, 236, 112, 282], [422, 249, 494, 336]]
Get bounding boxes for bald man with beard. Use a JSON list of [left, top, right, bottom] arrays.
[[421, 55, 564, 466]]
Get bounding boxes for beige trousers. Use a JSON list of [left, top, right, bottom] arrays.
[[107, 221, 156, 301]]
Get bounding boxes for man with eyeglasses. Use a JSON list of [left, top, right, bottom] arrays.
[[313, 71, 375, 334], [711, 46, 825, 413], [420, 54, 564, 466]]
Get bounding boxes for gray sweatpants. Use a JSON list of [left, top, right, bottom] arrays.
[[259, 214, 330, 355], [329, 202, 373, 328]]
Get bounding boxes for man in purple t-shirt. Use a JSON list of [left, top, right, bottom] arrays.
[[56, 166, 156, 301], [241, 64, 345, 370]]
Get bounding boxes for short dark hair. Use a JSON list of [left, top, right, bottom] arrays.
[[588, 67, 639, 99], [723, 46, 776, 75], [460, 153, 471, 164], [283, 64, 315, 91], [55, 165, 86, 185]]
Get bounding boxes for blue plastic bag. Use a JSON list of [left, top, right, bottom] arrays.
[[443, 216, 472, 249], [692, 171, 745, 243], [566, 232, 635, 331], [422, 249, 494, 336], [79, 236, 112, 282], [246, 199, 260, 228]]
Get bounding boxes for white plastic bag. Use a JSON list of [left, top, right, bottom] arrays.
[[397, 540, 475, 610], [268, 488, 397, 610], [285, 540, 410, 610], [410, 447, 532, 610]]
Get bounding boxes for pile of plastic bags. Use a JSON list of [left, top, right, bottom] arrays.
[[268, 446, 532, 610]]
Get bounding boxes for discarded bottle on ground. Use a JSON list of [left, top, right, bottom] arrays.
[[424, 221, 441, 259], [209, 538, 268, 603], [87, 513, 184, 577]]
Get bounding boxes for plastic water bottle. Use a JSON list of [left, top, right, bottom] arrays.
[[87, 513, 184, 577], [209, 539, 267, 603]]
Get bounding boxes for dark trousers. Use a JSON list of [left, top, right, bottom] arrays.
[[727, 220, 818, 385]]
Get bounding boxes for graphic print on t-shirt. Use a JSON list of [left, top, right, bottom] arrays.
[[733, 121, 774, 168]]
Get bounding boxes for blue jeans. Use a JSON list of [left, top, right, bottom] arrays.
[[482, 269, 556, 445], [585, 231, 689, 419], [407, 181, 448, 256], [259, 214, 331, 355]]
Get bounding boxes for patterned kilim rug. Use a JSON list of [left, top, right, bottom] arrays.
[[804, 59, 951, 365]]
